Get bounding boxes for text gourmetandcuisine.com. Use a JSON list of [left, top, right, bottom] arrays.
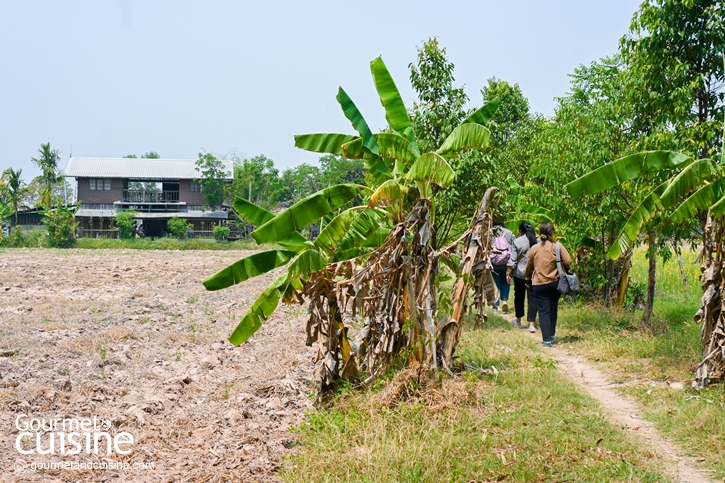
[[15, 414, 135, 455]]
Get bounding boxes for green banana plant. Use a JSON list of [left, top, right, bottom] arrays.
[[203, 184, 386, 345], [566, 150, 722, 259]]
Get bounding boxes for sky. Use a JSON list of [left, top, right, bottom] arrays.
[[0, 0, 642, 180]]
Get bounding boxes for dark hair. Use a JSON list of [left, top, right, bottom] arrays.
[[538, 222, 555, 243], [493, 221, 505, 228], [519, 222, 537, 247]]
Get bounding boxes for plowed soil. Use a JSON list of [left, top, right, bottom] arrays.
[[0, 248, 314, 483]]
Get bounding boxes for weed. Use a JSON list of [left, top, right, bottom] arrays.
[[140, 317, 151, 325], [98, 342, 107, 361], [57, 367, 70, 376], [186, 295, 198, 304], [175, 351, 182, 362]]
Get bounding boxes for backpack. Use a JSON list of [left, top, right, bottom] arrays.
[[491, 234, 511, 265]]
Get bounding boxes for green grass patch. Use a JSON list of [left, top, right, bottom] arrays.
[[74, 237, 260, 250], [544, 246, 725, 479], [283, 321, 673, 483]]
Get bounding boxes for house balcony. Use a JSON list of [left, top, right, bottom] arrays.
[[122, 189, 180, 203]]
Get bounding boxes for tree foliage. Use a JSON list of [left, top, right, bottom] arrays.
[[31, 142, 61, 207], [195, 152, 229, 209]]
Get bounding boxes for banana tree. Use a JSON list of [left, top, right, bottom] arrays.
[[204, 56, 497, 392], [566, 148, 724, 384]]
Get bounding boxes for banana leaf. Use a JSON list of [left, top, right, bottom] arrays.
[[252, 184, 360, 244], [566, 151, 693, 198], [366, 154, 392, 184], [360, 227, 390, 247], [403, 153, 455, 198], [369, 179, 408, 207], [374, 132, 419, 166], [233, 197, 309, 250], [660, 158, 719, 208], [519, 202, 554, 221], [462, 98, 500, 126], [337, 87, 379, 156], [203, 249, 296, 291], [607, 181, 669, 260], [341, 137, 365, 159], [228, 275, 289, 345], [333, 247, 366, 262], [670, 179, 725, 223], [370, 56, 417, 147], [338, 209, 387, 251], [287, 249, 329, 278], [314, 206, 368, 255], [294, 133, 358, 155], [437, 123, 491, 156]]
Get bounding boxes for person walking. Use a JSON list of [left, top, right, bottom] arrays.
[[491, 221, 515, 313], [507, 222, 538, 332], [524, 222, 571, 347]]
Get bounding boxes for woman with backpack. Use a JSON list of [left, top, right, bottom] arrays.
[[491, 221, 515, 313], [506, 222, 538, 332], [524, 222, 572, 347]]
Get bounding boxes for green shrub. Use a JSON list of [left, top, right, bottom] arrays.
[[4, 226, 26, 247], [213, 225, 230, 239], [167, 216, 191, 239], [43, 206, 78, 248], [115, 210, 137, 239]]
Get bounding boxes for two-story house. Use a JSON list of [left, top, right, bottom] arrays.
[[65, 157, 233, 238]]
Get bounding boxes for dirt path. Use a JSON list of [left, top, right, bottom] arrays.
[[526, 332, 714, 483], [0, 249, 315, 483]]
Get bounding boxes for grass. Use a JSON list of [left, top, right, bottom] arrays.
[[549, 247, 725, 480], [283, 317, 674, 483], [0, 232, 265, 250], [283, 246, 725, 482]]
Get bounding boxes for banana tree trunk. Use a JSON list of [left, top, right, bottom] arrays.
[[694, 213, 725, 386], [440, 187, 497, 369], [642, 232, 657, 327]]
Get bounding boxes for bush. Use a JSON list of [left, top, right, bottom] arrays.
[[115, 210, 137, 239], [167, 216, 191, 239], [43, 206, 78, 248], [213, 225, 230, 239], [3, 226, 26, 247]]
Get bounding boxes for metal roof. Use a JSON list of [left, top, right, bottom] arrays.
[[65, 157, 234, 180]]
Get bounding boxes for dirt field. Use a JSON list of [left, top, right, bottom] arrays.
[[0, 248, 315, 483]]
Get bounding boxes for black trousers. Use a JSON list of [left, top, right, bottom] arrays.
[[532, 282, 561, 342], [513, 276, 537, 322]]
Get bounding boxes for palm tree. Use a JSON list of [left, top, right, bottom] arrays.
[[2, 168, 28, 224], [31, 142, 61, 207]]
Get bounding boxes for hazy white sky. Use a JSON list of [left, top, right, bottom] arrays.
[[0, 0, 641, 180]]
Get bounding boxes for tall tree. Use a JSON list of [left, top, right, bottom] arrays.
[[481, 78, 531, 146], [231, 155, 284, 208], [195, 153, 229, 209], [409, 38, 469, 154], [1, 168, 28, 224], [31, 142, 61, 207], [620, 0, 725, 159]]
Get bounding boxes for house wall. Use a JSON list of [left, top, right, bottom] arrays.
[[76, 177, 124, 204], [178, 179, 206, 205]]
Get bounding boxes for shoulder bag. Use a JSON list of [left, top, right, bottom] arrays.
[[555, 242, 580, 295]]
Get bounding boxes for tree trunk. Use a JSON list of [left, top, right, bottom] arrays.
[[606, 249, 633, 308], [642, 232, 657, 327], [441, 187, 497, 368], [694, 213, 725, 386]]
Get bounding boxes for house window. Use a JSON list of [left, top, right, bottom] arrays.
[[90, 179, 111, 190], [190, 180, 201, 192]]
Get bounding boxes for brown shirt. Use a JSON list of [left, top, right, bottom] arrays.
[[524, 240, 572, 286]]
